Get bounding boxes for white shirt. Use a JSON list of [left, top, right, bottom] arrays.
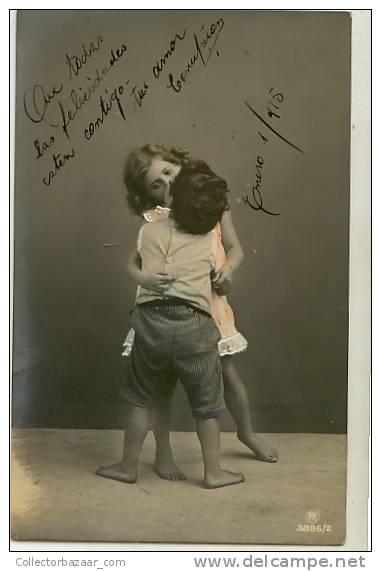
[[136, 218, 217, 315]]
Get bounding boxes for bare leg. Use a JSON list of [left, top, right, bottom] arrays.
[[96, 405, 150, 483], [222, 356, 278, 463], [152, 399, 186, 480], [196, 417, 244, 489]]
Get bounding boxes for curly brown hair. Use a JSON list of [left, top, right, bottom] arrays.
[[124, 144, 190, 216], [171, 163, 229, 235]]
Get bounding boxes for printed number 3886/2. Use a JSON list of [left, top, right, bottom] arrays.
[[296, 524, 332, 534]]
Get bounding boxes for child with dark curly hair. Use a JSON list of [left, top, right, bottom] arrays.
[[97, 166, 245, 489], [117, 145, 277, 481]]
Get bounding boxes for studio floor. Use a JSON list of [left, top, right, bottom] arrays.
[[11, 429, 347, 546]]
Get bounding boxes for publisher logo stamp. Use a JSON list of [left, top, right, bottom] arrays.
[[305, 509, 320, 524]]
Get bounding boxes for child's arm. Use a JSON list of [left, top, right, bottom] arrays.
[[220, 209, 244, 270], [126, 248, 173, 293], [212, 210, 244, 292]]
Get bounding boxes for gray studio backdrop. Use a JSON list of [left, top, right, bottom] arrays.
[[13, 10, 351, 433]]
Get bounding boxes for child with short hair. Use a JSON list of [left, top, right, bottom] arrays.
[[122, 145, 277, 481], [97, 166, 245, 488]]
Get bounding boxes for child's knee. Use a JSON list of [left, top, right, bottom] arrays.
[[192, 405, 226, 420]]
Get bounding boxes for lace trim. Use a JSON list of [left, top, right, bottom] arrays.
[[218, 332, 248, 357], [143, 206, 171, 222]]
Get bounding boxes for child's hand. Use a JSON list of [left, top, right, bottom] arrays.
[[211, 264, 234, 296], [141, 271, 174, 292]]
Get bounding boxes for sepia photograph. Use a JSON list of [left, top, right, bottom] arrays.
[[11, 9, 360, 546]]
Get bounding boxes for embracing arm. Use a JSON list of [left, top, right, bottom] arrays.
[[126, 248, 174, 292], [126, 248, 144, 285], [212, 210, 244, 294], [220, 209, 244, 271]]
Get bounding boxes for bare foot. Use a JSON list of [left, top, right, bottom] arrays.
[[254, 449, 279, 463], [204, 469, 245, 489], [154, 456, 186, 481], [96, 462, 137, 484], [237, 433, 279, 463]]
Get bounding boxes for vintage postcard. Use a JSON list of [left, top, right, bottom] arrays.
[[11, 9, 367, 547]]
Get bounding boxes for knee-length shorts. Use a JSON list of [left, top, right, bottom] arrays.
[[120, 302, 225, 419]]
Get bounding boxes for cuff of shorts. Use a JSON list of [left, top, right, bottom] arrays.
[[120, 387, 153, 410], [193, 405, 226, 419]]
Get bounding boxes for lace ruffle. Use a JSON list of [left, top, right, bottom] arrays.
[[218, 332, 248, 357], [143, 206, 171, 222]]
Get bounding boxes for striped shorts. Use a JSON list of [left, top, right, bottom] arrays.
[[121, 302, 225, 419]]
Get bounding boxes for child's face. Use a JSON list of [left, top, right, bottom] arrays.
[[144, 159, 181, 205]]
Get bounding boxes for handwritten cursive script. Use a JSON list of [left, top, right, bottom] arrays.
[[65, 36, 104, 80], [26, 21, 226, 189], [24, 83, 64, 125], [243, 156, 279, 216], [153, 31, 186, 79], [42, 148, 76, 186], [167, 18, 224, 94]]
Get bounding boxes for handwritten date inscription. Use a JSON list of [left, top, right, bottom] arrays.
[[243, 156, 279, 216], [243, 87, 304, 216]]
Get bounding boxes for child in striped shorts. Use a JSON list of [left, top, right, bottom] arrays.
[[96, 165, 245, 489]]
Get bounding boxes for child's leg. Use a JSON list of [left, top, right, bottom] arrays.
[[96, 405, 150, 483], [222, 355, 278, 462], [152, 399, 186, 480], [196, 417, 244, 489]]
